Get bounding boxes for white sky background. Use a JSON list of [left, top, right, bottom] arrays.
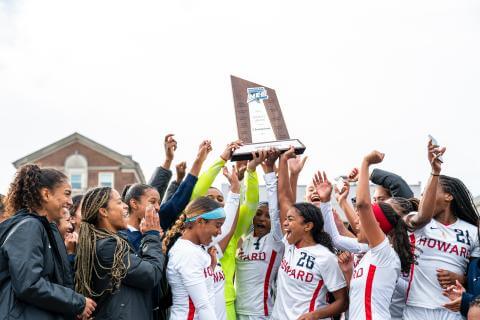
[[1, 0, 479, 197]]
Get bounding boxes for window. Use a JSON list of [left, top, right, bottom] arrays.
[[71, 174, 83, 190], [65, 153, 88, 191], [99, 172, 114, 188]]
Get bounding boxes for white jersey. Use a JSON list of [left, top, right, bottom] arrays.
[[406, 218, 480, 309], [167, 239, 215, 320], [349, 237, 401, 320], [390, 273, 409, 320], [271, 239, 346, 320], [213, 258, 226, 320], [235, 232, 284, 316]]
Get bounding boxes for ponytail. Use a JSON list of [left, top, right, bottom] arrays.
[[163, 213, 186, 254], [378, 202, 415, 274]]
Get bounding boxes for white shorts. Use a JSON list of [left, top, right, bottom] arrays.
[[237, 315, 270, 320], [403, 306, 463, 320]]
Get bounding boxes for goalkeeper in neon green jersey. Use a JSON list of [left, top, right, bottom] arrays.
[[190, 145, 265, 320]]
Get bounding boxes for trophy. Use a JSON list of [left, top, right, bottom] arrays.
[[230, 75, 306, 161]]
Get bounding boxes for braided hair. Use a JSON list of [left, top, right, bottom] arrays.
[[75, 187, 131, 297], [378, 202, 415, 274], [292, 202, 335, 253], [5, 164, 67, 217], [439, 175, 479, 227], [163, 196, 221, 253]]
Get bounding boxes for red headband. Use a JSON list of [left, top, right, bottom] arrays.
[[372, 203, 393, 234]]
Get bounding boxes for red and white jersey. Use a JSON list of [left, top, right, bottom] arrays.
[[213, 261, 226, 320], [406, 218, 480, 309], [167, 239, 215, 320], [349, 237, 401, 320], [271, 239, 346, 320], [235, 231, 284, 316]]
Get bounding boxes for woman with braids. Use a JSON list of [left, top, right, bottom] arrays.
[[0, 164, 96, 319], [402, 140, 480, 320], [164, 196, 229, 320], [272, 147, 348, 320], [334, 150, 415, 320], [75, 186, 165, 320]]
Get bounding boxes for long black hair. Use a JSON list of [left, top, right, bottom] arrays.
[[378, 202, 415, 274], [439, 175, 479, 227], [292, 202, 335, 253]]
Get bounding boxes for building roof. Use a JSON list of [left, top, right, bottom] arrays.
[[13, 132, 145, 183]]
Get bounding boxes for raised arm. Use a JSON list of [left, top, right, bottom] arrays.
[[278, 147, 297, 232], [370, 168, 414, 199], [190, 140, 241, 200], [214, 166, 241, 252], [233, 151, 265, 239], [405, 139, 445, 229], [334, 181, 359, 235], [264, 149, 282, 241], [159, 141, 210, 230], [163, 162, 187, 203], [313, 171, 369, 253], [356, 151, 387, 248], [287, 155, 308, 201], [149, 134, 177, 199]]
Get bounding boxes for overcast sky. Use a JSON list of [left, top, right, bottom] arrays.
[[1, 0, 479, 198]]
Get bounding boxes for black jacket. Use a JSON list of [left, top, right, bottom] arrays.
[[91, 232, 165, 320], [0, 211, 85, 319], [370, 168, 414, 199]]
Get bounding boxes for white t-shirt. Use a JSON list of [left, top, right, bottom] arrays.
[[271, 239, 346, 320], [235, 232, 284, 316], [406, 218, 480, 309], [167, 238, 216, 320], [349, 237, 401, 320]]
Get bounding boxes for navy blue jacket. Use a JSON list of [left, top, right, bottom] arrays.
[[461, 257, 480, 316]]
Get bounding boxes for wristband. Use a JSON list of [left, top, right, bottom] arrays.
[[431, 172, 440, 177]]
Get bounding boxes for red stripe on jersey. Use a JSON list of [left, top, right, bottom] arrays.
[[365, 264, 377, 320], [263, 250, 277, 316], [187, 297, 195, 320], [405, 233, 416, 302], [309, 279, 324, 312]]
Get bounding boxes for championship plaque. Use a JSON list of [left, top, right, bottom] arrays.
[[230, 75, 306, 161]]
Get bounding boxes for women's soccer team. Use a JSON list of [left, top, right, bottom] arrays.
[[0, 134, 479, 320]]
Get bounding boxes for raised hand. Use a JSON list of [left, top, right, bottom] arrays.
[[347, 168, 359, 182], [223, 165, 240, 193], [235, 162, 247, 181], [288, 155, 308, 176], [196, 140, 213, 163], [247, 149, 268, 172], [175, 161, 187, 183], [312, 171, 333, 202], [280, 146, 296, 161], [164, 134, 177, 161], [334, 180, 350, 204], [220, 140, 243, 161], [364, 150, 385, 165], [428, 139, 446, 175], [262, 148, 281, 174]]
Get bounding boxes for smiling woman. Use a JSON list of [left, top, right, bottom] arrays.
[[0, 164, 95, 319]]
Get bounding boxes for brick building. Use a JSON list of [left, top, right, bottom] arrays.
[[13, 133, 145, 195]]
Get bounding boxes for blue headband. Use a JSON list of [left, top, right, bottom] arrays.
[[185, 207, 226, 223]]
